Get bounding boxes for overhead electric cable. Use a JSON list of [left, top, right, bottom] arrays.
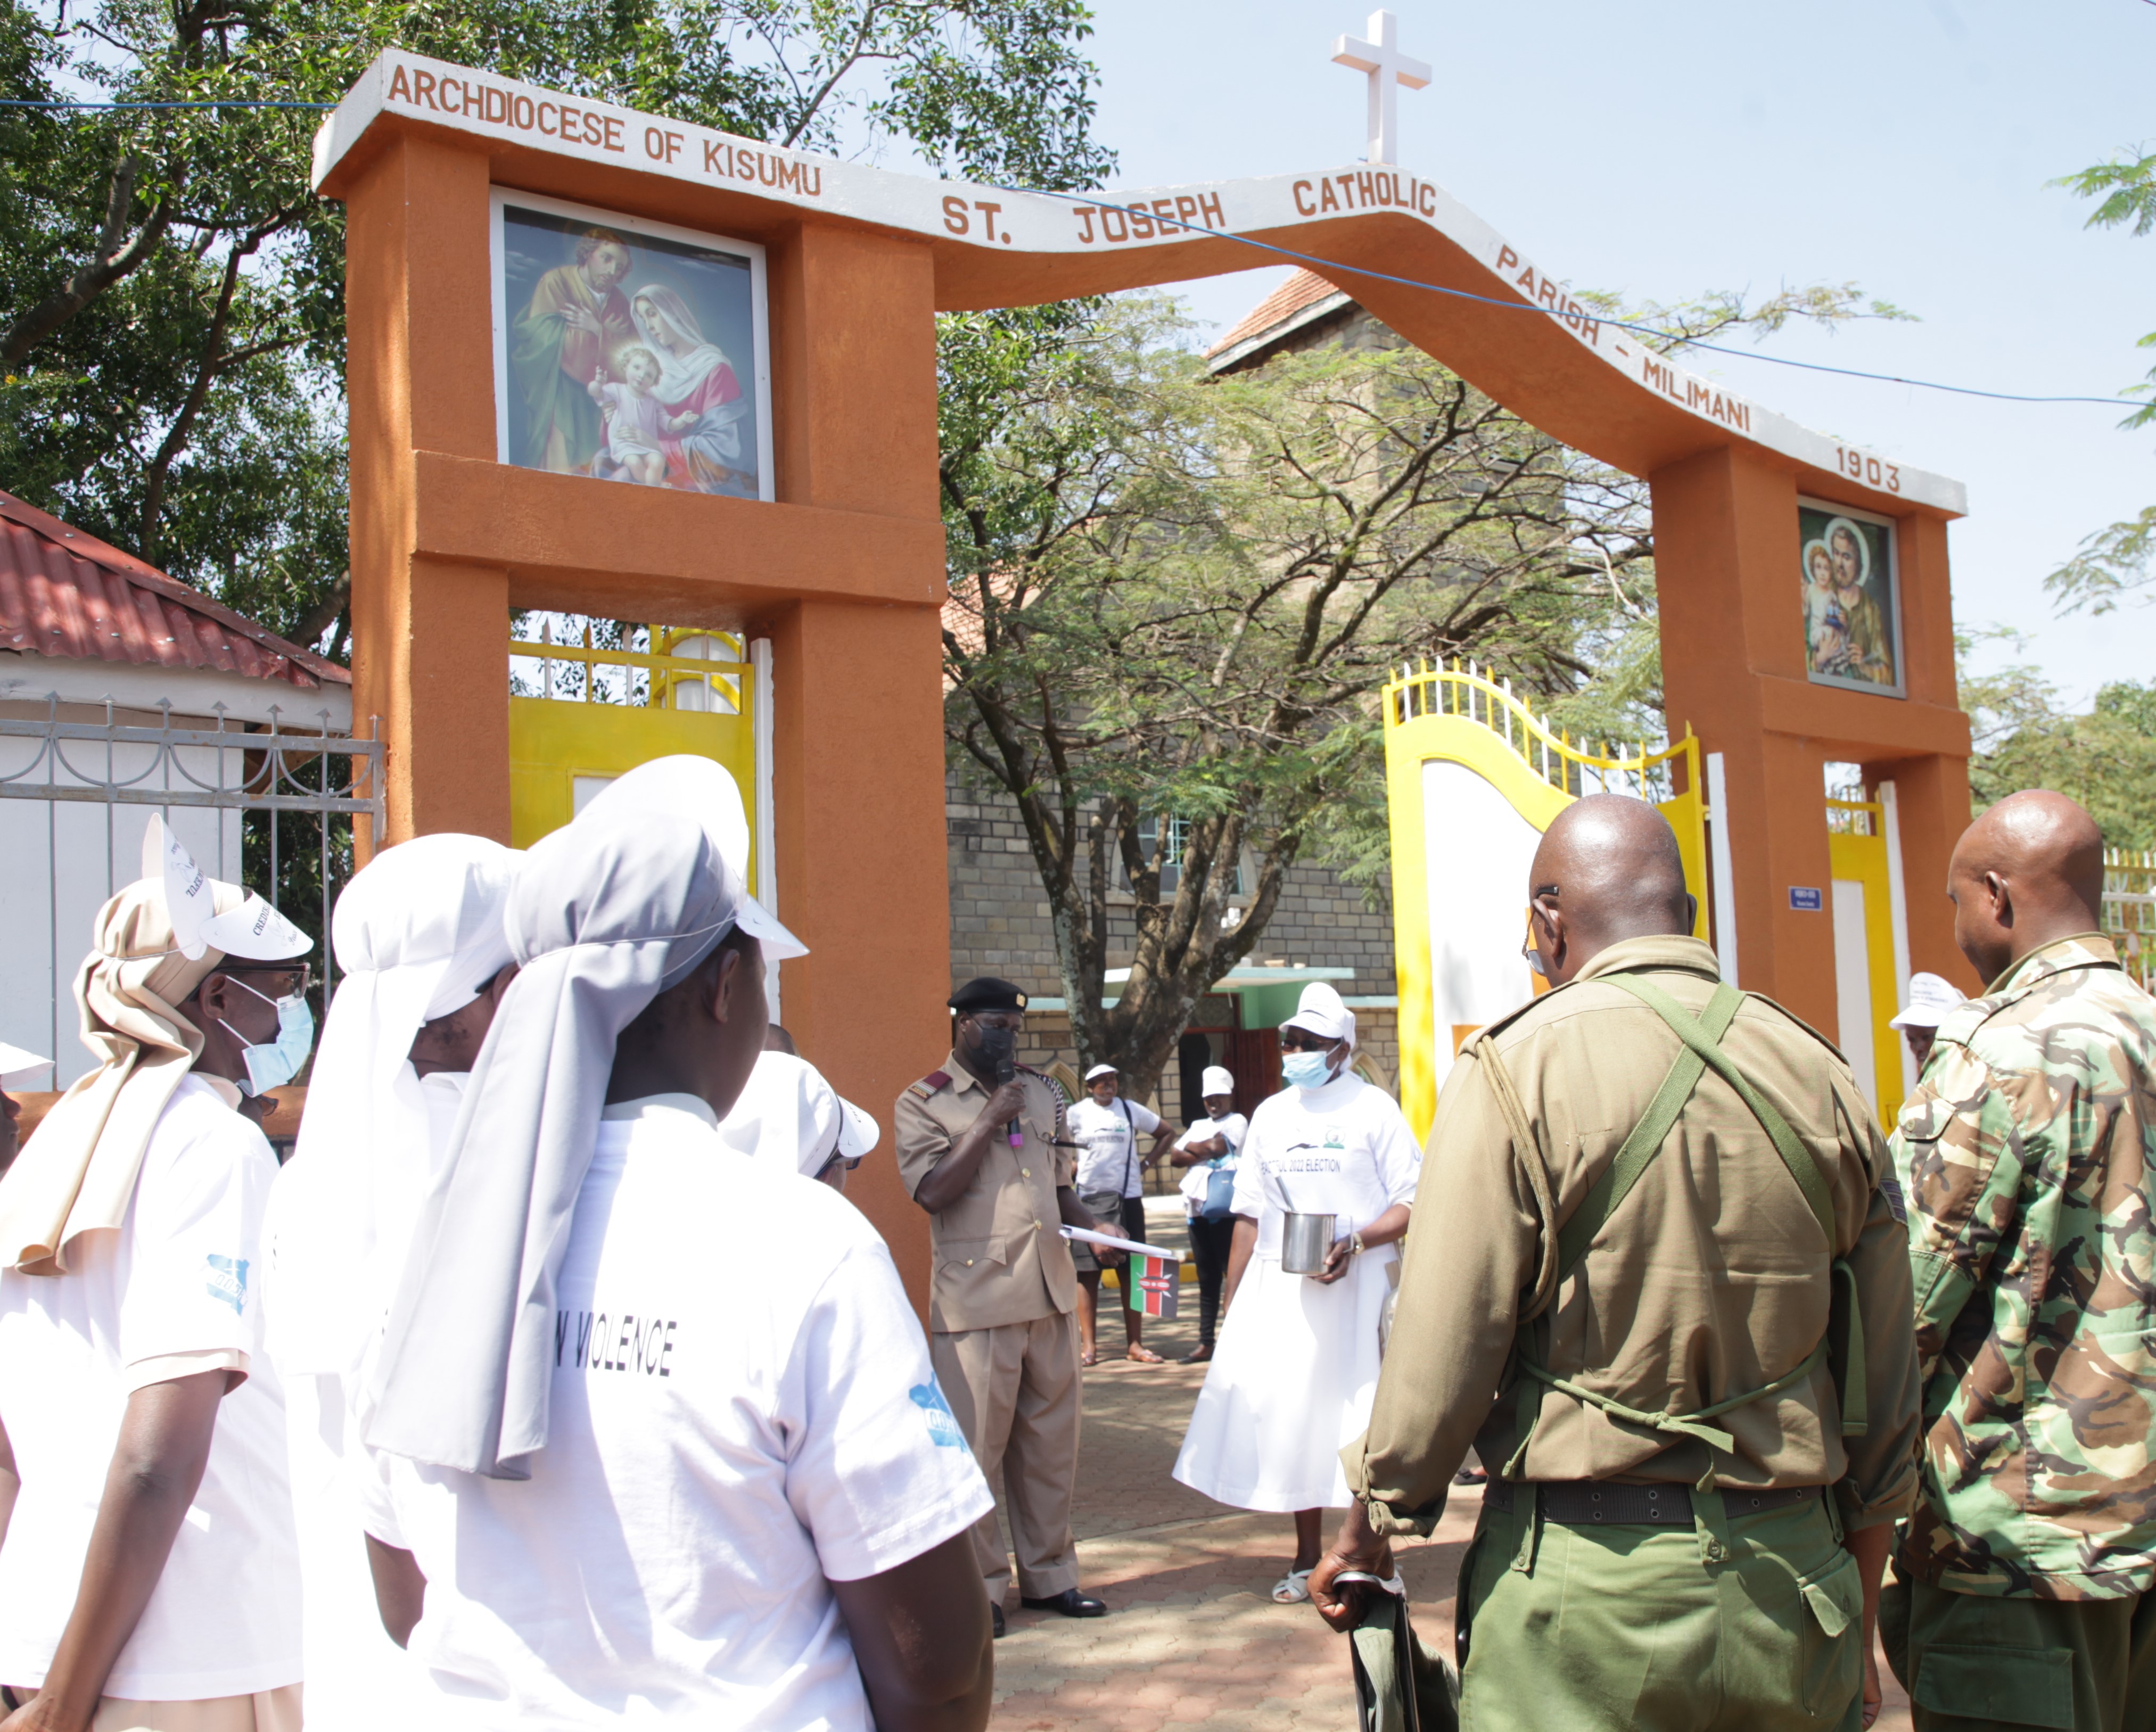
[[0, 98, 334, 109], [997, 183, 2138, 410]]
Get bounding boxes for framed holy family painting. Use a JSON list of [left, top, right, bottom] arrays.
[[490, 191, 775, 501], [1797, 498, 1904, 698]]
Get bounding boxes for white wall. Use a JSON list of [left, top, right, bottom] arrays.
[[0, 702, 245, 1088]]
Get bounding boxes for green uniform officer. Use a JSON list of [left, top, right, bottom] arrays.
[[1311, 795, 1923, 1732], [1884, 791, 2156, 1731]]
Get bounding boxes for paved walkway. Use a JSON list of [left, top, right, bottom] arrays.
[[989, 1212, 1913, 1730]]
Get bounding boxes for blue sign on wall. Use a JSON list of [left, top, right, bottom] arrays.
[[1789, 886, 1825, 912]]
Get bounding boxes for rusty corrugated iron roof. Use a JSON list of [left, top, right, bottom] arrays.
[[1204, 268, 1349, 361], [0, 490, 349, 690]]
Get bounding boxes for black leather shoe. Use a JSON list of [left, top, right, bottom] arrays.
[[1020, 1588, 1107, 1618], [991, 1604, 1006, 1640]]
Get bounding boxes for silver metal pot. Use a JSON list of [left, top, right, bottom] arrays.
[[1280, 1210, 1338, 1275]]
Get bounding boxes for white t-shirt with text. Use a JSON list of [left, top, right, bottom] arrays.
[[1068, 1095, 1163, 1198], [357, 1097, 993, 1729], [1230, 1072, 1421, 1257], [0, 1074, 302, 1699]]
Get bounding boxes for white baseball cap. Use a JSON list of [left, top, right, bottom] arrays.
[[1084, 1063, 1117, 1083], [1200, 1065, 1235, 1099], [833, 1094, 880, 1164], [1889, 971, 1969, 1031]]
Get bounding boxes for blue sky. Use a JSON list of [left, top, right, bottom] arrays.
[[1080, 0, 2156, 706]]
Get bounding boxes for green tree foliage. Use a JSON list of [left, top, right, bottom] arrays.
[[1961, 629, 2156, 848], [2047, 149, 2156, 613], [0, 0, 1113, 649], [939, 294, 1656, 1093]]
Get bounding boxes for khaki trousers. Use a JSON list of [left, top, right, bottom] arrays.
[[1881, 1572, 2156, 1731], [4, 1687, 302, 1732], [931, 1309, 1082, 1601]]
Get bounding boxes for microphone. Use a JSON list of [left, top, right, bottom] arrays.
[[997, 1052, 1023, 1148]]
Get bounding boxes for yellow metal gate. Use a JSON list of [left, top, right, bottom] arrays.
[[1826, 796, 1904, 1124]]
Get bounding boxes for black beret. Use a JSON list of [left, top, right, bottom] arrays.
[[948, 976, 1028, 1013]]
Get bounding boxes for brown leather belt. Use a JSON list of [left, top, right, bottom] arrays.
[[1483, 1479, 1822, 1526]]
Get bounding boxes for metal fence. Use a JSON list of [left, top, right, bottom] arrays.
[[0, 696, 382, 1087], [2105, 848, 2156, 994]]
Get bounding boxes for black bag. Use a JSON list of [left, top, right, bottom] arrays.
[[1342, 1573, 1459, 1732]]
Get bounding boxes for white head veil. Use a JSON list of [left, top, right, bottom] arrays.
[[366, 801, 802, 1478], [268, 834, 521, 1381], [627, 283, 730, 407]]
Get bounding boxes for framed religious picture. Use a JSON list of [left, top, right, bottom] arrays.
[[489, 190, 773, 501], [1796, 498, 1903, 697]]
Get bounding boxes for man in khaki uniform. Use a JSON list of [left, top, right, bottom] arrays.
[[1310, 795, 1922, 1731], [895, 977, 1110, 1637]]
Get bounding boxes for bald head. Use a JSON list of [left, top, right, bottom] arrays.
[[1948, 790, 2105, 986], [1526, 795, 1693, 984]]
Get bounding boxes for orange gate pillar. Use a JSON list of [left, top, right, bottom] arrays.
[[753, 221, 947, 1313], [1652, 446, 1979, 1036], [344, 134, 512, 850]]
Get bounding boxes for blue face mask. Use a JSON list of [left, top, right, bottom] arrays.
[[219, 977, 316, 1097], [1280, 1049, 1337, 1091]]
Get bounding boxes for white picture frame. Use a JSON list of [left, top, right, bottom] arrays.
[[1797, 494, 1904, 699], [489, 187, 774, 502]]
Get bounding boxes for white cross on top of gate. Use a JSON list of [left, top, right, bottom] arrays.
[[1331, 10, 1430, 167]]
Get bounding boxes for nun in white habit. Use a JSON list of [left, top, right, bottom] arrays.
[[1172, 983, 1421, 1604], [264, 832, 521, 1730]]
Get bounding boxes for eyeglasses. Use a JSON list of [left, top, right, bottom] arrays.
[[1278, 1029, 1331, 1052], [220, 963, 311, 998], [965, 1012, 1024, 1032]]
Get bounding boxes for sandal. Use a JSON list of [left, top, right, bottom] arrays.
[[1271, 1568, 1313, 1604], [1079, 1349, 1099, 1367], [1124, 1343, 1165, 1364]]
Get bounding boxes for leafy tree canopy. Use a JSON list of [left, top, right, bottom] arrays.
[[1961, 628, 2156, 850], [2047, 148, 2156, 613], [0, 0, 1113, 648]]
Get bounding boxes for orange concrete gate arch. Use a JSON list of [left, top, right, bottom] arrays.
[[316, 52, 1974, 1307]]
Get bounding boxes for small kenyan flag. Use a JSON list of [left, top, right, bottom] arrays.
[[1126, 1253, 1180, 1319]]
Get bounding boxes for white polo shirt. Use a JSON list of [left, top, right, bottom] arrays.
[[1068, 1095, 1163, 1198], [357, 1096, 992, 1729], [0, 1074, 302, 1700], [1230, 1072, 1421, 1258]]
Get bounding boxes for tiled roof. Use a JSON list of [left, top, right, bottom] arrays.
[[1204, 268, 1349, 360], [0, 490, 348, 690]]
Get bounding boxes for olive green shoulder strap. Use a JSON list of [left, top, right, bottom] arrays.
[[1603, 976, 1835, 1247], [1554, 980, 1741, 1281]]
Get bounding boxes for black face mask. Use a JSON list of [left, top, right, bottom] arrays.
[[973, 1024, 1017, 1078]]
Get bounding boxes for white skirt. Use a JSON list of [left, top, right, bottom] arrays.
[[1172, 1248, 1394, 1512]]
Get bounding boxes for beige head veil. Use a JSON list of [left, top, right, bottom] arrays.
[[0, 818, 309, 1274]]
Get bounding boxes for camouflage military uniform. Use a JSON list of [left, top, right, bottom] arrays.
[[1885, 933, 2156, 1729]]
